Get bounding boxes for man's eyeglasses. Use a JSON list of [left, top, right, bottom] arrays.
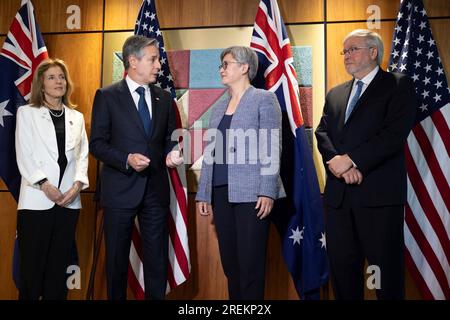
[[218, 61, 241, 70], [340, 46, 373, 55]]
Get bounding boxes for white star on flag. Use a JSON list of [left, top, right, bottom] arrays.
[[319, 232, 326, 249], [0, 100, 12, 127], [289, 226, 304, 246]]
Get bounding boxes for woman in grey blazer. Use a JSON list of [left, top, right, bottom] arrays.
[[196, 46, 283, 299]]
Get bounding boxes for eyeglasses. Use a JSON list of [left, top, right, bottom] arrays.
[[340, 46, 373, 55], [218, 61, 241, 70]]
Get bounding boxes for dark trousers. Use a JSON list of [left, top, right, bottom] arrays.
[[212, 186, 270, 300], [325, 191, 405, 300], [17, 205, 79, 300], [103, 179, 169, 300]]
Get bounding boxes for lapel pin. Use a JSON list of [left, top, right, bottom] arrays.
[[156, 97, 160, 101]]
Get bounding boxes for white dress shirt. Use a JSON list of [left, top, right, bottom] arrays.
[[125, 75, 153, 118], [346, 65, 379, 112]]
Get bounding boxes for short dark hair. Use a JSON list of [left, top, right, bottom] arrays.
[[122, 35, 158, 70]]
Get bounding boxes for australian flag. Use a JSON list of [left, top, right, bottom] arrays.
[[250, 0, 329, 299], [0, 0, 48, 288]]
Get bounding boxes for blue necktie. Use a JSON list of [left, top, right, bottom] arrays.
[[136, 86, 151, 136], [345, 80, 364, 123]]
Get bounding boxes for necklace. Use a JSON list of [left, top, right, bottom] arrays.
[[47, 106, 65, 118]]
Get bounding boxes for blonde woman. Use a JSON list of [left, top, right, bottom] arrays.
[[15, 58, 88, 299]]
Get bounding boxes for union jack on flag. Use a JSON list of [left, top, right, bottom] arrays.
[[0, 0, 48, 289], [250, 0, 328, 299], [128, 0, 190, 299], [388, 0, 450, 300], [0, 0, 48, 200]]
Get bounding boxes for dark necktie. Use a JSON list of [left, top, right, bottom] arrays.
[[345, 80, 364, 123], [136, 86, 152, 136]]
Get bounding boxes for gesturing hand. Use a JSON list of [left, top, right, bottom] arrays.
[[166, 150, 184, 168], [127, 153, 150, 172]]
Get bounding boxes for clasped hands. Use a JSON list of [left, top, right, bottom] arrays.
[[326, 154, 363, 185], [41, 181, 82, 207]]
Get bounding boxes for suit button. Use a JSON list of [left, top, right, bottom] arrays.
[[339, 139, 345, 144], [229, 147, 235, 153]]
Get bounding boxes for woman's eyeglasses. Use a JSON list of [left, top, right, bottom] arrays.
[[218, 61, 241, 70]]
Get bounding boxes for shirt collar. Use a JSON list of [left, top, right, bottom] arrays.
[[125, 75, 150, 94], [355, 65, 379, 87]]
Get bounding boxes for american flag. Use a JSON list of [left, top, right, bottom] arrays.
[[128, 0, 190, 299], [250, 0, 328, 299], [388, 0, 450, 300], [0, 0, 48, 289]]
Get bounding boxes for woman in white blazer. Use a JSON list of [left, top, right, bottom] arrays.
[[15, 59, 88, 300]]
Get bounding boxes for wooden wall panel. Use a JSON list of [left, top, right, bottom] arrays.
[[280, 0, 324, 23], [327, 0, 398, 21], [0, 192, 18, 299], [34, 0, 103, 33], [423, 0, 450, 17], [105, 0, 258, 30], [430, 19, 450, 77], [105, 0, 323, 31], [43, 33, 103, 192], [0, 2, 19, 34], [67, 193, 97, 299], [326, 21, 395, 90], [327, 0, 450, 21], [0, 0, 103, 34]]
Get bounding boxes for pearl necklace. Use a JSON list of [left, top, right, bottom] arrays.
[[47, 106, 64, 118]]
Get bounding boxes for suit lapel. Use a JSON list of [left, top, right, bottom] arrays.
[[64, 106, 76, 152], [338, 80, 353, 131], [149, 85, 161, 139], [117, 79, 148, 139], [37, 107, 59, 160], [210, 92, 230, 129], [344, 69, 384, 126]]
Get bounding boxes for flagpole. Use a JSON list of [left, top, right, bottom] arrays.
[[85, 194, 105, 299]]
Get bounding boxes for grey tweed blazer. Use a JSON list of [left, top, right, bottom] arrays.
[[195, 86, 284, 204]]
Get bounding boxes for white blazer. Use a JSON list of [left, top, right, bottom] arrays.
[[15, 104, 89, 210]]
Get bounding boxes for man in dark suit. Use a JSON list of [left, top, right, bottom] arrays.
[[315, 29, 417, 299], [90, 35, 183, 300]]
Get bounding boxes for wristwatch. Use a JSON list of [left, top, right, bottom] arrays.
[[37, 178, 48, 187]]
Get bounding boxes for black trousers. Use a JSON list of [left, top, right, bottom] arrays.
[[103, 179, 169, 300], [17, 205, 79, 300], [325, 191, 405, 300], [212, 186, 270, 300]]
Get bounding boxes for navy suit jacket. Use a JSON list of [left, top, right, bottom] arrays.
[[90, 79, 176, 208], [315, 69, 417, 208]]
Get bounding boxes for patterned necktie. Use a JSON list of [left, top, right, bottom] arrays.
[[136, 86, 152, 136], [345, 80, 364, 123]]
